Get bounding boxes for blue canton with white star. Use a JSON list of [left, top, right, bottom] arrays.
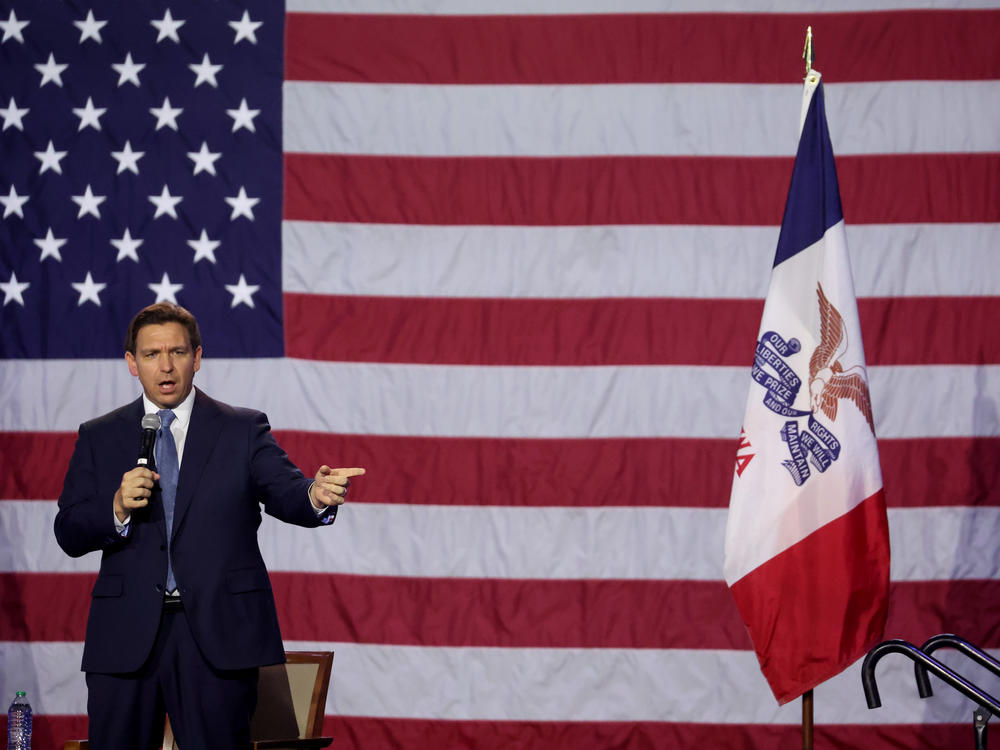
[[0, 1, 284, 357]]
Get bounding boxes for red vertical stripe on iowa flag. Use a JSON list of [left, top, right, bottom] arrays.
[[729, 491, 891, 704]]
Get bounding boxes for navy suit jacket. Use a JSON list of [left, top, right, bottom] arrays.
[[54, 388, 331, 674]]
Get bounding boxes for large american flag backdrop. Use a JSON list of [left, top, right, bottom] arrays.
[[1, 1, 998, 748]]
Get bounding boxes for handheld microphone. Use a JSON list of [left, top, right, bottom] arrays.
[[137, 413, 161, 469]]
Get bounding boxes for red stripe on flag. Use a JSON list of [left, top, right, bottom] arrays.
[[7, 571, 997, 651], [0, 431, 76, 500], [11, 716, 970, 750], [325, 717, 800, 750], [860, 296, 1000, 366], [321, 717, 973, 750], [278, 433, 1000, 511], [278, 433, 738, 509], [285, 11, 1000, 84], [4, 432, 998, 510], [840, 153, 1000, 224], [879, 437, 1000, 510], [19, 714, 973, 750], [273, 574, 753, 649], [284, 293, 1000, 366], [0, 572, 751, 648], [728, 490, 891, 704], [1, 573, 95, 642], [887, 579, 1000, 650], [284, 153, 1000, 225], [285, 295, 761, 365], [284, 154, 788, 226]]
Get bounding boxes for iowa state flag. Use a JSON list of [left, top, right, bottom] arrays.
[[724, 70, 891, 705]]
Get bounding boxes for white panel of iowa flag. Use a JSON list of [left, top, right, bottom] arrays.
[[2, 2, 1000, 749], [724, 72, 890, 706]]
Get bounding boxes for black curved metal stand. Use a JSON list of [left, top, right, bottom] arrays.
[[916, 634, 1000, 699], [862, 637, 1000, 750]]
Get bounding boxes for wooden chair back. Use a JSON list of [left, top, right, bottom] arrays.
[[253, 651, 335, 741]]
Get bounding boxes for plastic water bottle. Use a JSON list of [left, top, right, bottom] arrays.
[[7, 691, 32, 750]]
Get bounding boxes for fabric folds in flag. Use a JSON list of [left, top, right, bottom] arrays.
[[2, 3, 999, 749], [724, 71, 890, 705]]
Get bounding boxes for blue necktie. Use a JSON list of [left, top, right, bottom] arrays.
[[156, 409, 179, 592]]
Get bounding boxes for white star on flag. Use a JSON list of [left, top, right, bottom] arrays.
[[225, 274, 259, 308], [149, 272, 183, 304], [151, 9, 185, 43], [3, 4, 288, 362], [225, 186, 259, 220], [74, 10, 107, 44], [229, 11, 262, 44], [187, 142, 221, 176], [149, 185, 183, 219], [35, 53, 68, 87], [189, 53, 223, 88], [0, 97, 28, 131], [34, 228, 67, 262], [226, 98, 259, 133], [1, 270, 29, 306], [111, 141, 144, 175], [72, 97, 106, 131], [71, 185, 106, 219], [0, 185, 28, 218], [0, 10, 29, 44], [34, 141, 68, 175], [111, 228, 143, 263], [149, 97, 182, 131], [188, 229, 220, 263], [112, 52, 145, 87], [71, 271, 106, 306]]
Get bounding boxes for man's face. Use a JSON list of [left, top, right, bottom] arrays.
[[125, 322, 202, 409]]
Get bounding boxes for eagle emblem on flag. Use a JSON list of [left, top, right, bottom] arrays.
[[808, 283, 876, 435]]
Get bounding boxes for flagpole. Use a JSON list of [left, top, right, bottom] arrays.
[[802, 19, 813, 750], [799, 29, 816, 750], [802, 25, 814, 79], [800, 27, 817, 750], [802, 688, 814, 749]]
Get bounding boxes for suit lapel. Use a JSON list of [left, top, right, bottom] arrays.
[[116, 398, 145, 460], [171, 388, 222, 540]]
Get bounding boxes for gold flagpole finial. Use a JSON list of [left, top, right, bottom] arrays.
[[802, 26, 814, 77]]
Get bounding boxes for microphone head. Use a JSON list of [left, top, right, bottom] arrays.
[[141, 413, 162, 431]]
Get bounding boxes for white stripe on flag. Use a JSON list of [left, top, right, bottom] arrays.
[[5, 500, 1000, 583], [0, 639, 990, 724], [284, 81, 1000, 157], [283, 221, 1000, 299], [2, 360, 996, 438]]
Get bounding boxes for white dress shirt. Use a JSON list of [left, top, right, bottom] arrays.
[[114, 390, 195, 533]]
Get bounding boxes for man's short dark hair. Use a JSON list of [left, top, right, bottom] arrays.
[[125, 303, 202, 355]]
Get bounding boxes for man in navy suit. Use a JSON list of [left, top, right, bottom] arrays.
[[54, 302, 364, 749]]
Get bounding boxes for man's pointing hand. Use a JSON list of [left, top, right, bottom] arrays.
[[309, 466, 366, 509]]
